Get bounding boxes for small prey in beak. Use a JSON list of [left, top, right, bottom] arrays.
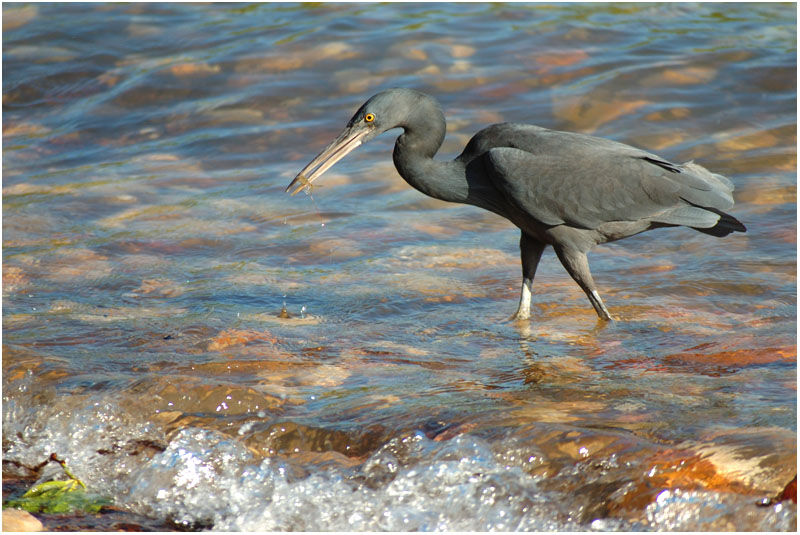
[[286, 125, 370, 196]]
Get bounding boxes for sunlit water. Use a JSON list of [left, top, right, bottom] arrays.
[[3, 3, 796, 531]]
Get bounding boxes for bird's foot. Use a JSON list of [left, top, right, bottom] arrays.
[[591, 315, 616, 334], [507, 311, 531, 322]]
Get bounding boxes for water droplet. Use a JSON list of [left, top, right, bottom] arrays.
[[238, 421, 255, 436], [278, 296, 291, 318]]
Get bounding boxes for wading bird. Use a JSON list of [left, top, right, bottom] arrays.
[[287, 88, 746, 321]]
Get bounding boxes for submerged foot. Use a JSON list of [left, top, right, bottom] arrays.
[[507, 310, 530, 322]]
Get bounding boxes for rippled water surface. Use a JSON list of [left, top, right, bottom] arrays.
[[3, 2, 796, 531]]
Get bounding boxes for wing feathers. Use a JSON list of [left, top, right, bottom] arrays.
[[485, 141, 739, 231]]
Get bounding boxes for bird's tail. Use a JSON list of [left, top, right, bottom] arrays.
[[692, 207, 747, 237]]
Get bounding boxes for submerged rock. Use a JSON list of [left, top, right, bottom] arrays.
[[2, 509, 43, 532]]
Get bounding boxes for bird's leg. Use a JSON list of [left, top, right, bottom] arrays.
[[510, 234, 545, 321], [513, 279, 533, 321], [553, 246, 614, 321]]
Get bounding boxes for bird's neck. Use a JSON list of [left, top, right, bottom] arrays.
[[392, 113, 469, 204]]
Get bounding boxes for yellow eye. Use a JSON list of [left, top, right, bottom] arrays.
[[364, 113, 375, 123]]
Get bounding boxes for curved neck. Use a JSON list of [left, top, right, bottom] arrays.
[[392, 104, 469, 204]]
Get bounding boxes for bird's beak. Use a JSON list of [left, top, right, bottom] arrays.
[[286, 125, 370, 196]]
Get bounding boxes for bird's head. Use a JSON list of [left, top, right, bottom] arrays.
[[286, 88, 427, 196]]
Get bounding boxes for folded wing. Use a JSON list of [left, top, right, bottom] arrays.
[[480, 126, 739, 232]]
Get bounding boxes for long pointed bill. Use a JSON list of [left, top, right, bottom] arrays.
[[286, 126, 369, 196]]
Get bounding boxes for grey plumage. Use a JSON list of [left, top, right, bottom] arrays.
[[287, 88, 746, 321]]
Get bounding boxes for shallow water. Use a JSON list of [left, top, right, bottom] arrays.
[[2, 2, 796, 531]]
